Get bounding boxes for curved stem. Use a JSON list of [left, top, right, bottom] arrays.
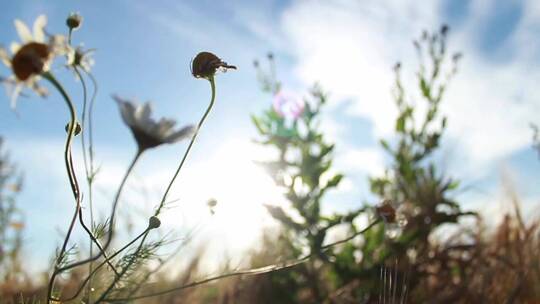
[[71, 69, 96, 301], [62, 149, 142, 270], [155, 76, 216, 216], [42, 72, 81, 302], [47, 69, 118, 281], [96, 77, 217, 302], [85, 71, 98, 184], [74, 67, 91, 185]]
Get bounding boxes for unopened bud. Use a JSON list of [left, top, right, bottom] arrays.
[[65, 121, 82, 136], [148, 216, 161, 229], [66, 13, 82, 30]]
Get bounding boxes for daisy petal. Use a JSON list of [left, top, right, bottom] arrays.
[[0, 47, 11, 68], [14, 19, 33, 43], [10, 42, 21, 54], [113, 95, 137, 127], [32, 82, 48, 97], [164, 125, 196, 143], [33, 15, 47, 43], [10, 84, 22, 109], [137, 102, 153, 126]]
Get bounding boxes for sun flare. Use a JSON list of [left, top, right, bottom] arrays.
[[162, 138, 285, 256]]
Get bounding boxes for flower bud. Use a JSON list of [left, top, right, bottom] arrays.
[[66, 13, 82, 30], [148, 216, 161, 229], [65, 121, 82, 136], [191, 51, 236, 80]]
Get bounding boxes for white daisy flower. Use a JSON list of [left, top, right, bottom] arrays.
[[0, 15, 68, 108], [67, 46, 95, 73], [114, 95, 196, 151]]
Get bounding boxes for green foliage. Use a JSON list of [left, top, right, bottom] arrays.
[[360, 25, 478, 300], [252, 56, 369, 301]]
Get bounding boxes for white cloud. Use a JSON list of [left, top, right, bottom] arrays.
[[278, 0, 540, 178], [337, 147, 385, 177]]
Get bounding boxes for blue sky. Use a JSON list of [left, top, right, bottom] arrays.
[[1, 0, 539, 273]]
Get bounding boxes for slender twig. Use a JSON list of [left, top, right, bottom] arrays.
[[42, 72, 81, 302], [103, 220, 379, 302]]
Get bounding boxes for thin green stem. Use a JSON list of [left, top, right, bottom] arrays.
[[85, 70, 99, 304], [74, 67, 91, 184], [42, 72, 80, 303], [47, 69, 118, 283], [72, 66, 95, 302], [105, 149, 142, 247], [155, 76, 216, 215], [97, 77, 217, 302], [64, 149, 142, 269], [68, 28, 73, 45]]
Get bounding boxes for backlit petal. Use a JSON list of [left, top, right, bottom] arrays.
[[164, 125, 196, 143], [14, 19, 33, 43], [10, 42, 21, 54], [33, 15, 47, 43], [10, 84, 22, 109], [0, 47, 11, 68], [114, 95, 137, 127]]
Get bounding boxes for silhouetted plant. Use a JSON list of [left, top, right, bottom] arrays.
[[0, 137, 25, 283], [360, 25, 478, 301]]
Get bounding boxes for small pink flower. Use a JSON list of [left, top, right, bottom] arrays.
[[272, 89, 305, 120]]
